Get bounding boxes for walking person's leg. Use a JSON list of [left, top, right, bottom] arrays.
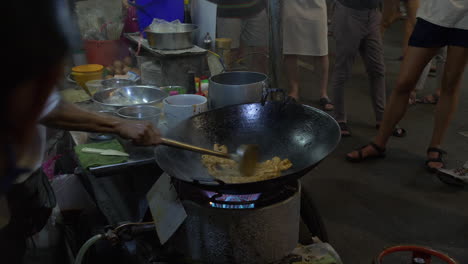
[[346, 46, 438, 160], [427, 46, 468, 169], [241, 9, 268, 73], [410, 58, 431, 104], [402, 0, 419, 56], [284, 55, 300, 99], [381, 0, 400, 34], [374, 47, 437, 145], [358, 10, 386, 125], [331, 2, 363, 136], [421, 47, 447, 104], [317, 55, 333, 110]]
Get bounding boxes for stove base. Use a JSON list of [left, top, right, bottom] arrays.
[[168, 181, 301, 264]]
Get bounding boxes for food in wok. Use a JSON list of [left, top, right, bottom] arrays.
[[201, 144, 292, 184]]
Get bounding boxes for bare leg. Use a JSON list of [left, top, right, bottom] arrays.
[[347, 46, 438, 159], [375, 47, 438, 146], [249, 46, 268, 74], [427, 46, 468, 168], [316, 55, 333, 110], [402, 0, 419, 56], [317, 55, 330, 98], [228, 48, 241, 70], [422, 47, 448, 103], [413, 59, 431, 104], [284, 55, 299, 99]]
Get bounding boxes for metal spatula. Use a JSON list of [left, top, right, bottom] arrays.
[[161, 138, 259, 176]]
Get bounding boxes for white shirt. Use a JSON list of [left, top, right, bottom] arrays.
[[0, 92, 60, 228], [417, 0, 468, 30]]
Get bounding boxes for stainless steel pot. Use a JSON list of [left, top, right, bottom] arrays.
[[146, 24, 198, 50], [208, 71, 268, 109]]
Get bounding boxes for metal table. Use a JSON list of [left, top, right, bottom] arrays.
[[68, 100, 171, 176], [63, 100, 165, 224]]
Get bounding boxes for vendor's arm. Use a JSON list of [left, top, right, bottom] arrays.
[[40, 101, 162, 145]]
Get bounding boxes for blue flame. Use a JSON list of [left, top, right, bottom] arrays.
[[204, 191, 261, 209]]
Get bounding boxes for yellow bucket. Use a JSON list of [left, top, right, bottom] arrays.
[[71, 64, 104, 94]]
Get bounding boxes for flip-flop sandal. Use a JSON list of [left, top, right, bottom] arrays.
[[426, 147, 446, 173], [338, 122, 351, 137], [319, 97, 334, 111], [419, 93, 439, 104], [346, 142, 386, 163], [376, 124, 407, 138], [436, 173, 465, 187]]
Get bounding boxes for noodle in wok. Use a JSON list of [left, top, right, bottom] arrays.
[[201, 144, 292, 183]]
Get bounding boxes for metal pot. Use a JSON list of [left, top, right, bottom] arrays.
[[208, 71, 267, 109], [145, 24, 198, 50]]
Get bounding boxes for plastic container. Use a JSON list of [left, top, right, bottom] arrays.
[[136, 0, 184, 32], [117, 105, 162, 128], [84, 40, 121, 66], [163, 94, 207, 128], [201, 79, 209, 95], [72, 64, 104, 90]]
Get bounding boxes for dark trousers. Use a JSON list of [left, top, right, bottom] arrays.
[[331, 1, 386, 123]]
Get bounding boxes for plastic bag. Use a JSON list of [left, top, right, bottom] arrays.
[[148, 19, 183, 33]]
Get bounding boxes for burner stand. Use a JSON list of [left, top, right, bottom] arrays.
[[168, 180, 301, 264]]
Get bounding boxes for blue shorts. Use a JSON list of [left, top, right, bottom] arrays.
[[409, 18, 468, 48]]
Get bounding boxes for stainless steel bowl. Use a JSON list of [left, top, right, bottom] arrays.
[[92, 85, 168, 109], [145, 24, 198, 50], [101, 78, 136, 88]]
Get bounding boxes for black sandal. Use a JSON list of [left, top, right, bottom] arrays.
[[376, 124, 407, 138], [346, 142, 386, 163], [338, 122, 351, 137], [426, 147, 447, 173], [319, 97, 334, 111]]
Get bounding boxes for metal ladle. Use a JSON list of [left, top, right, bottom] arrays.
[[161, 138, 259, 176]]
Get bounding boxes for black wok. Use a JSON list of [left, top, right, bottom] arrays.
[[155, 102, 341, 193]]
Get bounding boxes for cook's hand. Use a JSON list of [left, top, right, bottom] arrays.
[[115, 120, 162, 146]]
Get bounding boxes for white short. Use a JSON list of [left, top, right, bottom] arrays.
[[216, 9, 268, 49]]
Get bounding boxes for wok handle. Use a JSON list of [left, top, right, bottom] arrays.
[[161, 138, 230, 159]]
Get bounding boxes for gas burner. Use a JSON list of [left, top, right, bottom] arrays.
[[203, 191, 261, 209], [168, 177, 301, 264], [174, 178, 299, 209]]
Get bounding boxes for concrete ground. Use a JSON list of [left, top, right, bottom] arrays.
[[297, 20, 468, 263]]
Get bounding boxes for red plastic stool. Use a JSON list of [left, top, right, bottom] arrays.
[[375, 245, 459, 264]]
